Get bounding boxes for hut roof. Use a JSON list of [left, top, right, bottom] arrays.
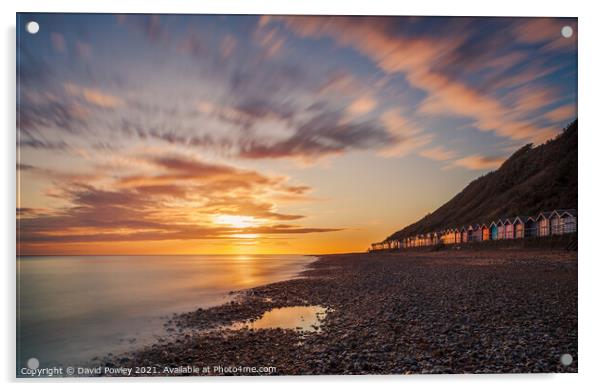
[[553, 208, 577, 218], [536, 211, 554, 220], [513, 215, 529, 224]]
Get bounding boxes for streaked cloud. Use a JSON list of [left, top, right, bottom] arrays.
[[347, 95, 377, 115], [419, 146, 458, 161], [265, 16, 575, 144], [238, 110, 393, 161], [544, 104, 577, 122], [378, 110, 432, 157], [17, 154, 341, 250], [449, 154, 506, 170], [64, 83, 123, 108]]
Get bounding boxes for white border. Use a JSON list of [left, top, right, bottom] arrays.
[[3, 1, 601, 390]]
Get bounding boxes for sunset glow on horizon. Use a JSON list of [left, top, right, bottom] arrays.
[[17, 14, 577, 255]]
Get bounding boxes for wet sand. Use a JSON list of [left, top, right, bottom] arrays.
[[105, 249, 577, 375]]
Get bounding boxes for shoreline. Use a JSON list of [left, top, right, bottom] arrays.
[[103, 248, 577, 375]]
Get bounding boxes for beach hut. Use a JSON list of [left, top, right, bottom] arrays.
[[536, 212, 552, 236], [450, 229, 457, 244], [454, 228, 461, 244], [473, 224, 484, 241], [558, 209, 577, 233], [496, 220, 506, 240], [524, 216, 537, 237], [441, 230, 449, 244], [513, 216, 528, 239], [489, 221, 498, 240], [466, 225, 474, 242], [461, 227, 468, 243], [481, 223, 490, 241], [504, 218, 515, 239], [446, 229, 456, 244], [550, 211, 563, 235]]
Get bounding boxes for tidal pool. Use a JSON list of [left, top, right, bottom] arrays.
[[234, 306, 328, 332]]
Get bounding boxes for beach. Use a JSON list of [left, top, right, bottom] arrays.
[[104, 249, 577, 375]]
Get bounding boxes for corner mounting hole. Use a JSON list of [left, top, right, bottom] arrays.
[[26, 21, 39, 34], [560, 353, 573, 366], [561, 25, 573, 38], [27, 357, 39, 370]]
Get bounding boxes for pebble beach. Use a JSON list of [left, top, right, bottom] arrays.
[[105, 249, 577, 375]]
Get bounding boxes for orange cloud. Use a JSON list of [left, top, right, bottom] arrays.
[[544, 104, 576, 122], [347, 95, 377, 115], [511, 86, 558, 113], [64, 83, 123, 109], [255, 27, 286, 57], [419, 146, 458, 161], [267, 16, 564, 144], [377, 110, 432, 157], [450, 154, 505, 170], [514, 18, 576, 50], [16, 154, 342, 255]]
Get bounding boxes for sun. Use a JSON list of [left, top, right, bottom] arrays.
[[213, 214, 258, 229]]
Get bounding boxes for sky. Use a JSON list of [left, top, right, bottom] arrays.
[[16, 13, 577, 255]]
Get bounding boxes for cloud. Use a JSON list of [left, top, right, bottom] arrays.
[[198, 96, 296, 132], [17, 163, 35, 171], [18, 92, 89, 135], [347, 95, 377, 115], [412, 71, 557, 143], [544, 104, 577, 122], [64, 83, 123, 108], [449, 154, 505, 170], [419, 146, 458, 161], [266, 16, 570, 144], [255, 27, 286, 57], [317, 71, 363, 95], [377, 110, 433, 157], [510, 86, 558, 113], [238, 110, 393, 161], [17, 154, 341, 249], [513, 18, 576, 49]]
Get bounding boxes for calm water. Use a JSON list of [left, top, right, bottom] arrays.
[[17, 254, 315, 369], [232, 306, 328, 332]]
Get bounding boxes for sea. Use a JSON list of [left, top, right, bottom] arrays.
[[17, 254, 315, 370]]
